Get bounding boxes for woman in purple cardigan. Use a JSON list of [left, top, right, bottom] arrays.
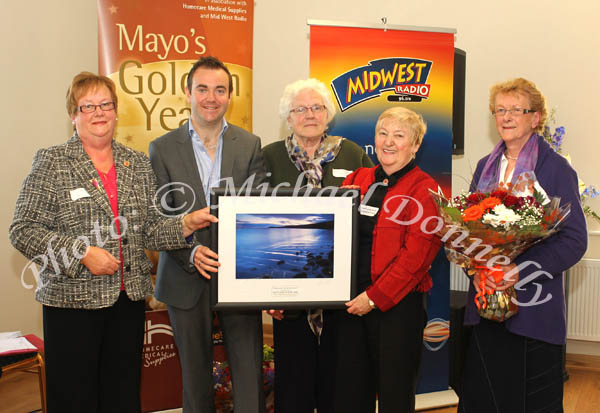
[[459, 78, 587, 413]]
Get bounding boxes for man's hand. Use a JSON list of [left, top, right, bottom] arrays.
[[193, 245, 220, 279]]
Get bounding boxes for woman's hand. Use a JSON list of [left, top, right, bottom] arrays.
[[193, 245, 220, 279], [473, 270, 494, 293], [81, 246, 120, 276], [182, 207, 218, 237], [265, 309, 285, 320], [345, 291, 374, 316], [473, 264, 519, 292], [340, 184, 363, 201], [496, 264, 519, 291]]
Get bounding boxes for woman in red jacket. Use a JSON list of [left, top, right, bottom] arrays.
[[335, 107, 442, 413]]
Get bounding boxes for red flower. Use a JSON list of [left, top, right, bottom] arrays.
[[516, 196, 538, 208], [491, 190, 507, 200], [467, 192, 486, 204], [504, 195, 519, 207], [526, 196, 539, 206]]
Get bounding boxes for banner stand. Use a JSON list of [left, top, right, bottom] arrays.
[[308, 19, 457, 410]]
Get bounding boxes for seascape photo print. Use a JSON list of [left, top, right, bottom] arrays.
[[235, 213, 334, 279]]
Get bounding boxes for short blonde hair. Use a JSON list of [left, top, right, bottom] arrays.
[[375, 107, 427, 147], [66, 72, 118, 117], [279, 78, 337, 124], [489, 77, 547, 134]]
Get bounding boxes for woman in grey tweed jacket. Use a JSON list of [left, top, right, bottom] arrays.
[[9, 72, 215, 413]]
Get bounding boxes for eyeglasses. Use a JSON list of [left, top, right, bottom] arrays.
[[79, 102, 116, 113], [493, 107, 535, 117], [289, 105, 326, 116]]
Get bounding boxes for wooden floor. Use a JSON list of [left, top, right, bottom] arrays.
[[0, 369, 42, 413], [422, 354, 600, 413], [1, 354, 599, 413]]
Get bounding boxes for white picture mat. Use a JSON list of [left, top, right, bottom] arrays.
[[217, 195, 354, 304]]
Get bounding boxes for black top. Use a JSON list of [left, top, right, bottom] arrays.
[[356, 160, 417, 291]]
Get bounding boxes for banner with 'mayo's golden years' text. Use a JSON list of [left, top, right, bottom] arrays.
[[98, 0, 254, 153]]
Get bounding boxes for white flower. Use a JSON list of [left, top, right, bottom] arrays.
[[482, 204, 522, 229]]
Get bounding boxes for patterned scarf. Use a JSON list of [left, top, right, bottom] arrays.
[[476, 133, 539, 192], [284, 133, 343, 341], [284, 134, 344, 187]]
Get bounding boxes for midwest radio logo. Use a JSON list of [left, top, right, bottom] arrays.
[[331, 57, 433, 111]]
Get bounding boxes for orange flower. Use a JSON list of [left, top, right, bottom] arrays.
[[479, 196, 502, 211], [462, 204, 484, 222]]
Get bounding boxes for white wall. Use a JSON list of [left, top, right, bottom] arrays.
[[2, 0, 599, 338], [1, 2, 98, 337]]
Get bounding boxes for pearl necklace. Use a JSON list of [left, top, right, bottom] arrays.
[[504, 151, 518, 161]]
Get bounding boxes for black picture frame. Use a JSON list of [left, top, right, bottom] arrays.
[[209, 187, 359, 310]]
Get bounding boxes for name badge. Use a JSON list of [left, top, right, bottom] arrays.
[[359, 204, 379, 217], [332, 168, 353, 178], [70, 188, 91, 201]]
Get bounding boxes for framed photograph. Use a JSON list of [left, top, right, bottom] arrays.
[[210, 188, 359, 310]]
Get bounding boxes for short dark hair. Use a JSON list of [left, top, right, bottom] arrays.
[[186, 56, 233, 95]]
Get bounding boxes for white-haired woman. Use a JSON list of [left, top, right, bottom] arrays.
[[263, 78, 372, 413]]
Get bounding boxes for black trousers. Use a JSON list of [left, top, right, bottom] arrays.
[[43, 291, 145, 413], [273, 310, 337, 413], [333, 292, 426, 413], [459, 318, 564, 413]]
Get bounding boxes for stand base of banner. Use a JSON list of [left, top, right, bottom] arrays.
[[415, 389, 459, 411]]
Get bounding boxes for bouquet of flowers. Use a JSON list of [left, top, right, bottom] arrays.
[[430, 171, 571, 321]]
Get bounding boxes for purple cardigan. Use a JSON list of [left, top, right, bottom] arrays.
[[465, 135, 588, 344]]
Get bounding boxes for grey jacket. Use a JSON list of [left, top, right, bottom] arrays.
[[149, 121, 267, 309], [9, 135, 190, 309]]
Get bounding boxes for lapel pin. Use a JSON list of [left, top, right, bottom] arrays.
[[90, 178, 99, 189], [124, 160, 130, 167]]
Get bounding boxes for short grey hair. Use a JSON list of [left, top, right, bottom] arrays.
[[279, 78, 337, 124], [375, 107, 427, 148]]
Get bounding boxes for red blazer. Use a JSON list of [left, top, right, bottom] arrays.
[[343, 166, 442, 311]]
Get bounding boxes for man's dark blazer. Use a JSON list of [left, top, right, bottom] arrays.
[[149, 121, 267, 413], [149, 121, 266, 308]]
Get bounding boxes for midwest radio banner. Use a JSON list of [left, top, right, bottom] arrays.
[[309, 22, 455, 399], [97, 0, 254, 153]]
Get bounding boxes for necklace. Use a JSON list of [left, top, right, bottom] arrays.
[[504, 151, 518, 161]]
